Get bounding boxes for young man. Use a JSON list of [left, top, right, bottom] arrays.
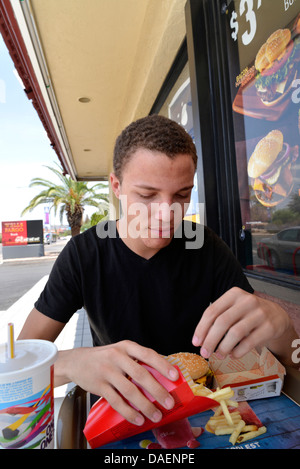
[[19, 115, 299, 428]]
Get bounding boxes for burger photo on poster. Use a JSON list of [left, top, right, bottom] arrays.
[[254, 25, 300, 107], [247, 129, 299, 207]]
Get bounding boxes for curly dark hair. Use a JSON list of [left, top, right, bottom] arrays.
[[113, 114, 197, 181]]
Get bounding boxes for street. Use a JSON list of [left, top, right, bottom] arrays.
[[0, 239, 68, 311]]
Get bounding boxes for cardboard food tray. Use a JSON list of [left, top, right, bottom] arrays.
[[209, 347, 286, 401], [83, 362, 218, 449]]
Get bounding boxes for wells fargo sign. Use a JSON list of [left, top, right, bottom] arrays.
[[2, 220, 43, 246]]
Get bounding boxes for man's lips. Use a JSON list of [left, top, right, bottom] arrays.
[[149, 226, 174, 237]]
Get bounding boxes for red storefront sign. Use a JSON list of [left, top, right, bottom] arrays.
[[2, 221, 28, 246]]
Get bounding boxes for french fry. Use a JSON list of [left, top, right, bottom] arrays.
[[209, 410, 240, 420], [209, 412, 240, 420], [193, 387, 211, 397], [207, 416, 242, 434], [243, 425, 258, 432], [209, 415, 240, 424], [236, 426, 267, 443], [203, 385, 267, 446], [229, 420, 246, 445], [220, 399, 234, 426], [213, 406, 223, 417], [215, 424, 258, 436], [226, 399, 239, 408], [215, 426, 235, 435], [211, 416, 242, 429], [209, 387, 234, 401], [208, 412, 241, 425]]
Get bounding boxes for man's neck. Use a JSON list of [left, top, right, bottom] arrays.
[[116, 219, 162, 260]]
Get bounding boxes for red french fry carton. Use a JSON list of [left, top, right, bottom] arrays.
[[83, 362, 218, 449]]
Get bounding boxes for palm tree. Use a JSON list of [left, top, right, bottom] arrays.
[[21, 163, 109, 236]]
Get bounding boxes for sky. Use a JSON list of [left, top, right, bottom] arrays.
[[0, 35, 100, 231]]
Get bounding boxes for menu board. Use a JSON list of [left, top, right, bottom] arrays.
[[224, 0, 300, 284]]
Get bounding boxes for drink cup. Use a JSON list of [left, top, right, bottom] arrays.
[[0, 337, 57, 449]]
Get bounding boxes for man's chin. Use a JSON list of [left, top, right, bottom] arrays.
[[142, 236, 173, 252], [148, 228, 174, 239]]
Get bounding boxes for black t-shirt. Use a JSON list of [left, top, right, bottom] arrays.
[[35, 221, 253, 356]]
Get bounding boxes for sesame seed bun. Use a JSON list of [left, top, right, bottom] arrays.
[[169, 352, 209, 380], [247, 130, 283, 179], [255, 29, 291, 72]]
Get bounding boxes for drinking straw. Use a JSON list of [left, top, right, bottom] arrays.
[[7, 322, 15, 359]]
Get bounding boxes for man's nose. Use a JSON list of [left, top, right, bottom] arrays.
[[153, 201, 175, 222]]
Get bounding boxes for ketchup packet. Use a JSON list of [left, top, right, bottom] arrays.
[[83, 361, 217, 449], [152, 418, 201, 449]]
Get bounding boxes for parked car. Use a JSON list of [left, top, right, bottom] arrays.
[[257, 227, 300, 273]]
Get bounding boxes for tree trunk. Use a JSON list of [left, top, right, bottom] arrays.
[[71, 225, 81, 237], [66, 204, 83, 237]]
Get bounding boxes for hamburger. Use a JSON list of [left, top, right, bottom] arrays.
[[168, 352, 214, 389], [254, 28, 300, 106], [247, 130, 299, 207]]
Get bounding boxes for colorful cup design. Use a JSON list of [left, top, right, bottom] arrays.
[[0, 339, 57, 449]]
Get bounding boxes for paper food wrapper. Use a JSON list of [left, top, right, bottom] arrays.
[[83, 360, 217, 449], [209, 347, 286, 401]]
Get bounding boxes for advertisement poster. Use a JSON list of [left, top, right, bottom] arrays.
[[168, 78, 201, 223], [2, 220, 43, 246], [2, 221, 28, 246], [225, 0, 300, 285]]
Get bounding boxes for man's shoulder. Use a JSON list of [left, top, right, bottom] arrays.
[[72, 220, 116, 243]]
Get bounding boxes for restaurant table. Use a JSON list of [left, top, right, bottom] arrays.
[[55, 365, 300, 449]]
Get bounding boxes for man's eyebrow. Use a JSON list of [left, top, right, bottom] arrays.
[[133, 184, 194, 191]]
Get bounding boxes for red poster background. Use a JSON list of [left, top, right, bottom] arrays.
[[2, 221, 28, 246]]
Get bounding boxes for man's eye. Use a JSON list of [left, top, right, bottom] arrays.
[[176, 192, 190, 199], [139, 193, 154, 199]]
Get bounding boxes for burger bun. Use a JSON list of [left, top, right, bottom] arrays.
[[169, 352, 209, 380], [255, 29, 291, 73], [247, 130, 283, 179]]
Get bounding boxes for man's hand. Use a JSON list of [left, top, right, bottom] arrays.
[[19, 309, 180, 426], [57, 340, 179, 426], [192, 287, 298, 365]]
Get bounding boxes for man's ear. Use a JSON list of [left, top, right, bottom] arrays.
[[110, 172, 121, 199]]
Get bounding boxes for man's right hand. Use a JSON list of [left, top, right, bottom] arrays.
[[57, 340, 179, 426], [19, 309, 179, 426]]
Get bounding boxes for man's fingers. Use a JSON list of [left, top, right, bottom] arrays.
[[192, 288, 243, 347], [226, 325, 270, 359], [99, 382, 146, 426], [101, 341, 178, 424], [120, 357, 176, 413], [192, 288, 261, 358], [123, 340, 179, 381]]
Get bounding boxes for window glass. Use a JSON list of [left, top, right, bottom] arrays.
[[159, 64, 202, 223], [224, 1, 300, 286]]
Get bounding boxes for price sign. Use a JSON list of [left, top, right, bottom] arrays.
[[227, 0, 299, 71], [230, 0, 262, 45]]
